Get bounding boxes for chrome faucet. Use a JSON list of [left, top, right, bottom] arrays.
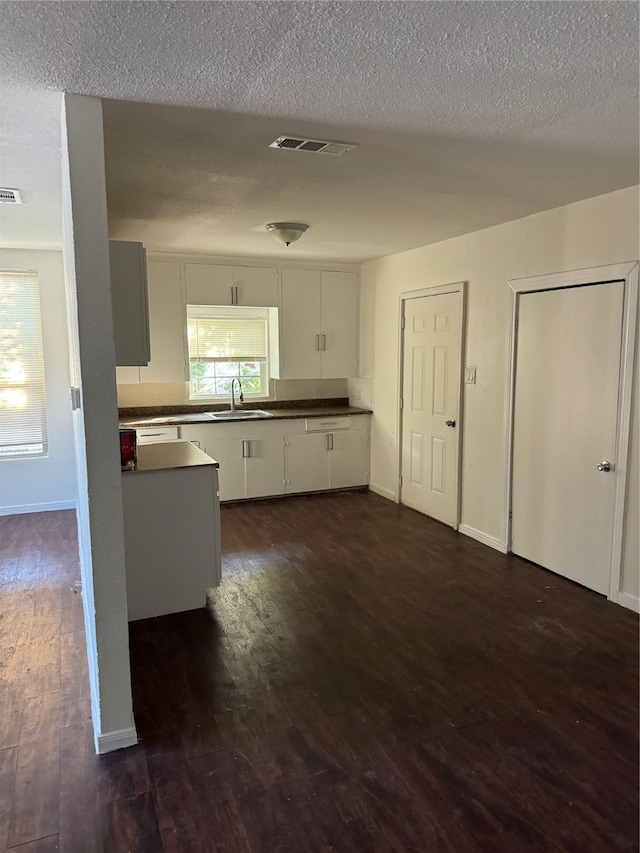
[[230, 378, 244, 411]]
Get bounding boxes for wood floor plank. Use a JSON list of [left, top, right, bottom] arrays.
[[0, 746, 18, 848], [7, 692, 61, 848], [58, 722, 100, 853], [102, 791, 162, 853], [6, 835, 61, 851]]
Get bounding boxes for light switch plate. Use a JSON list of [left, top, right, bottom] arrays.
[[464, 367, 477, 384]]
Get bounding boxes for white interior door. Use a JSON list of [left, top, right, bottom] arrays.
[[511, 281, 624, 594], [400, 291, 462, 527]]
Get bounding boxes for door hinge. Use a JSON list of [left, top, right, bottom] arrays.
[[399, 397, 404, 410], [399, 475, 403, 486], [401, 315, 406, 329], [70, 387, 82, 411]]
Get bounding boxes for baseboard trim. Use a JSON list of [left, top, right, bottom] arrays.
[[96, 726, 138, 754], [459, 524, 508, 554], [0, 499, 76, 517], [368, 483, 398, 503], [616, 591, 640, 614]]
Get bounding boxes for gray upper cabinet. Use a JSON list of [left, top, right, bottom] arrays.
[[185, 263, 278, 307], [110, 240, 150, 366], [139, 261, 187, 384]]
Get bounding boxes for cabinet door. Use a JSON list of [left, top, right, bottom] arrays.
[[110, 240, 150, 366], [140, 261, 186, 383], [245, 435, 284, 498], [284, 432, 330, 493], [185, 264, 234, 305], [178, 425, 214, 452], [320, 272, 358, 379], [329, 429, 369, 489], [279, 269, 322, 379], [233, 267, 278, 307], [204, 436, 246, 501]]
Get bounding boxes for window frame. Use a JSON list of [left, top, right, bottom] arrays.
[[186, 304, 271, 402], [0, 269, 48, 460]]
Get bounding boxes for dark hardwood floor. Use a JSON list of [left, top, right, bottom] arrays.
[[1, 493, 638, 852]]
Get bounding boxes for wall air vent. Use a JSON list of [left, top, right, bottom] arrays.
[[269, 136, 356, 156], [0, 188, 22, 204]]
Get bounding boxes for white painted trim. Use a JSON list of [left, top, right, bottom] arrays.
[[369, 482, 398, 503], [96, 726, 138, 754], [616, 591, 640, 614], [397, 281, 466, 529], [147, 250, 359, 273], [0, 499, 76, 517], [459, 524, 509, 554], [506, 261, 639, 607]]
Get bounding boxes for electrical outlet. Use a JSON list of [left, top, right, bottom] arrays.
[[356, 388, 362, 400], [465, 367, 477, 384]]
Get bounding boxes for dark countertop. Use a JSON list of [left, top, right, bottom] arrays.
[[123, 440, 219, 472], [119, 403, 372, 429]]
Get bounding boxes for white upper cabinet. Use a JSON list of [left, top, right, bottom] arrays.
[[233, 266, 278, 306], [139, 261, 187, 384], [279, 269, 322, 379], [319, 272, 358, 379], [110, 240, 150, 366], [277, 269, 358, 379], [185, 263, 278, 307]]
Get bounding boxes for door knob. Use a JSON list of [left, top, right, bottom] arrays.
[[445, 419, 456, 428], [596, 461, 612, 472]]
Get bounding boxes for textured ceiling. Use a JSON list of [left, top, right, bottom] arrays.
[[1, 1, 638, 260]]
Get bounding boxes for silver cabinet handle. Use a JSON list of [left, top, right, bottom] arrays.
[[325, 433, 334, 450], [234, 286, 239, 304], [242, 440, 250, 458], [315, 334, 320, 351], [597, 460, 612, 472], [445, 419, 456, 427], [230, 286, 235, 304], [321, 334, 326, 351]]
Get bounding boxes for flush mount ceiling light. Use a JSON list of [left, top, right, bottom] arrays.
[[265, 222, 308, 246]]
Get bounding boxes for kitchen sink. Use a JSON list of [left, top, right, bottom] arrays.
[[208, 409, 274, 420]]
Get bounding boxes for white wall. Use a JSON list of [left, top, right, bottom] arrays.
[[61, 93, 136, 752], [361, 185, 639, 601], [0, 248, 76, 512]]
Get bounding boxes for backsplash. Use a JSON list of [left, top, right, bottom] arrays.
[[116, 377, 349, 408]]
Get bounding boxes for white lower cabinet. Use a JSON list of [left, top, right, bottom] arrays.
[[179, 423, 284, 501], [284, 422, 369, 493], [284, 433, 330, 494], [180, 415, 369, 502], [329, 428, 370, 489]]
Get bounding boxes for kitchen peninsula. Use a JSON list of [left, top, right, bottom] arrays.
[[121, 440, 221, 621]]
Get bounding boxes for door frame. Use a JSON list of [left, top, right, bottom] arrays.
[[506, 261, 639, 606], [397, 281, 467, 529]]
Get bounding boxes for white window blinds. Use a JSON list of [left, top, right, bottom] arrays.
[[187, 306, 268, 362], [0, 270, 48, 457]]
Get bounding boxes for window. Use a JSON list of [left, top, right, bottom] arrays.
[[0, 270, 48, 458], [187, 305, 270, 400]]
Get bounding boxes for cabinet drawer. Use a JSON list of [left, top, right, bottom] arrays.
[[305, 416, 351, 432], [136, 427, 179, 444]]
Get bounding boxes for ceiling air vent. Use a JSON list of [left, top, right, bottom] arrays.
[[269, 136, 356, 156], [0, 188, 22, 204]]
